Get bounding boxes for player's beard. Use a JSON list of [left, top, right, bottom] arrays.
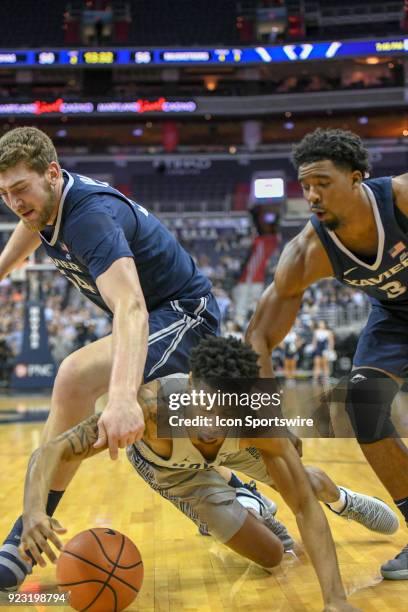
[[322, 216, 340, 231], [22, 182, 56, 232]]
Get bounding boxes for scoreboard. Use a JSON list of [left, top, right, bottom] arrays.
[[1, 36, 408, 68]]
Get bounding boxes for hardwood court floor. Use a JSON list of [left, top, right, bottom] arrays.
[[0, 396, 406, 611]]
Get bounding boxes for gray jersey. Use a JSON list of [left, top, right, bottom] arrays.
[[135, 374, 242, 470]]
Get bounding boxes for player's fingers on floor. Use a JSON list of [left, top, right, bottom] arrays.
[[35, 528, 59, 563], [50, 517, 67, 535], [43, 524, 64, 551], [23, 536, 46, 567]]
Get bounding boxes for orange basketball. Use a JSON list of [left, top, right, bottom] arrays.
[[56, 528, 143, 612]]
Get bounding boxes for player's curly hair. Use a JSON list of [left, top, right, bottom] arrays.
[[0, 127, 59, 174], [189, 336, 260, 390], [293, 128, 370, 175]]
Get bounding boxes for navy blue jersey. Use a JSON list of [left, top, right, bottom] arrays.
[[39, 171, 211, 314], [311, 177, 408, 309]]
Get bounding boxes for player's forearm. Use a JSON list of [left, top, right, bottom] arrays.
[[245, 327, 274, 377], [109, 297, 148, 401], [245, 286, 302, 377], [23, 444, 64, 517], [23, 415, 102, 517], [295, 496, 347, 606], [259, 443, 346, 607], [0, 221, 41, 279]]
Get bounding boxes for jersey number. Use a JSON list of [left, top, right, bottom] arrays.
[[61, 271, 98, 294], [379, 281, 407, 299]]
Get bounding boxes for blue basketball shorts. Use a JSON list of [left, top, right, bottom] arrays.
[[353, 303, 408, 378], [144, 292, 220, 382]]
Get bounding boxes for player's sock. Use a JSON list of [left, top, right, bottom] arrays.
[[326, 487, 348, 513], [394, 496, 408, 525], [0, 516, 31, 592], [2, 517, 23, 549], [46, 489, 65, 517], [228, 473, 244, 488]]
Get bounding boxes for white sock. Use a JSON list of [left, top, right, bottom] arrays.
[[327, 487, 348, 513]]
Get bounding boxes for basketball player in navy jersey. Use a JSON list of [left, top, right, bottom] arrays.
[[0, 126, 223, 590], [246, 128, 408, 579]]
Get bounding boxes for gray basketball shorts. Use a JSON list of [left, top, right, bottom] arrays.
[[126, 445, 273, 543]]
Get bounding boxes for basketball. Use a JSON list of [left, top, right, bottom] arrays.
[[56, 528, 143, 612]]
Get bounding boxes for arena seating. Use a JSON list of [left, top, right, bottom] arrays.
[[0, 0, 66, 46], [303, 0, 403, 37], [132, 173, 238, 213], [128, 0, 239, 46]]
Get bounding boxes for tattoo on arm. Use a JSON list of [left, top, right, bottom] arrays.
[[23, 414, 103, 515], [57, 414, 101, 460], [138, 388, 158, 425], [145, 398, 158, 425]]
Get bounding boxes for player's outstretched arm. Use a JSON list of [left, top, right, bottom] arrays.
[[21, 414, 104, 566], [244, 437, 357, 611], [245, 223, 332, 377], [95, 257, 148, 459], [0, 220, 41, 280]]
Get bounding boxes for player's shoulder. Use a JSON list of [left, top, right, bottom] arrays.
[[65, 171, 124, 208], [62, 173, 122, 234], [392, 173, 408, 218], [282, 222, 322, 261], [275, 222, 332, 293]]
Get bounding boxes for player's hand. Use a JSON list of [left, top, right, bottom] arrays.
[[94, 398, 145, 460], [20, 512, 67, 567]]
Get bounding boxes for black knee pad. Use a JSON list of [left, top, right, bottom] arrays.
[[345, 368, 399, 444]]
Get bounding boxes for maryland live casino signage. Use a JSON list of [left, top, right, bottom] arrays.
[[0, 98, 197, 117]]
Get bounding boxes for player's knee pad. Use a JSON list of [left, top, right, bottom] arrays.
[[345, 368, 399, 444]]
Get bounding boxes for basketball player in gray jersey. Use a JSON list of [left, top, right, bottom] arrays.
[[19, 338, 397, 612], [246, 128, 408, 579]]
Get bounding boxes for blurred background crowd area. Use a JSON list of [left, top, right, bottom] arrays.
[[0, 0, 407, 386], [0, 231, 369, 383]]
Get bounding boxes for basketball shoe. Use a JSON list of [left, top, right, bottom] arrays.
[[326, 487, 399, 534]]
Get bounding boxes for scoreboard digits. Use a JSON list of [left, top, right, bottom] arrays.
[[83, 50, 115, 64]]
